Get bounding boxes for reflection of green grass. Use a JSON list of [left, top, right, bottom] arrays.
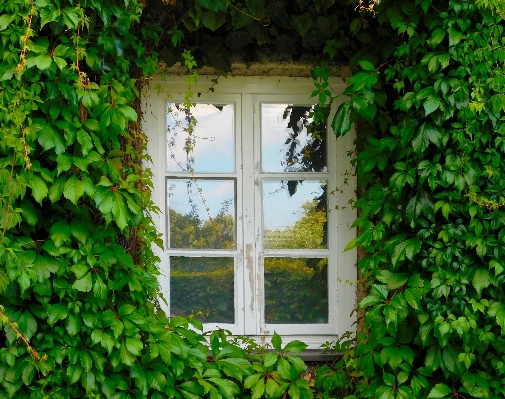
[[265, 258, 328, 324], [170, 256, 328, 325], [170, 257, 234, 324]]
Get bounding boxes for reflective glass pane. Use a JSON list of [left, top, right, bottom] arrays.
[[264, 257, 328, 324], [261, 104, 327, 172], [263, 180, 327, 249], [170, 257, 234, 324], [168, 179, 235, 249], [167, 103, 235, 173]]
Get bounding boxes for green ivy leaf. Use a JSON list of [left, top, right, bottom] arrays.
[[291, 13, 312, 37], [65, 312, 82, 335], [34, 54, 53, 70], [201, 10, 226, 31], [49, 177, 65, 203], [332, 101, 352, 137], [18, 311, 37, 340], [63, 175, 85, 205], [264, 352, 278, 367], [271, 332, 282, 351], [126, 337, 143, 356], [198, 0, 227, 12], [359, 60, 375, 71], [47, 303, 69, 325], [245, 0, 264, 17], [428, 383, 453, 398], [0, 14, 15, 31], [77, 128, 94, 155], [424, 95, 441, 116], [448, 27, 463, 46], [72, 271, 92, 292], [117, 104, 137, 121], [31, 175, 48, 203], [472, 269, 491, 297], [251, 379, 265, 399], [404, 288, 422, 310], [83, 371, 96, 394], [429, 27, 446, 47], [284, 340, 307, 353]]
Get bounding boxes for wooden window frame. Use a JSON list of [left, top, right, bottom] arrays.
[[142, 76, 357, 349]]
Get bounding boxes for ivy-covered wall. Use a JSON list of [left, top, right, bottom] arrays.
[[1, 0, 505, 398]]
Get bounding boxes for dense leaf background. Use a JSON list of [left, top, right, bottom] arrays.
[[1, 0, 505, 398]]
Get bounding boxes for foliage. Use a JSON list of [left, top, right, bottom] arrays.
[[314, 0, 505, 398], [2, 0, 505, 398]]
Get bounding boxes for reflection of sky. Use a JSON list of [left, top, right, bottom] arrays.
[[166, 103, 327, 230], [261, 104, 321, 173], [167, 179, 235, 221], [263, 180, 326, 230], [167, 103, 235, 173]]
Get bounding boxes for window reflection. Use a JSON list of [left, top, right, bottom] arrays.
[[167, 103, 235, 173], [168, 179, 235, 249], [263, 180, 327, 249], [170, 256, 234, 324], [264, 257, 328, 324], [261, 104, 327, 173]]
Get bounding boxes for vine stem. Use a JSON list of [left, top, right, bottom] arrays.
[[17, 0, 35, 71], [227, 2, 270, 25], [75, 0, 90, 89], [0, 308, 43, 361], [2, 154, 17, 237]]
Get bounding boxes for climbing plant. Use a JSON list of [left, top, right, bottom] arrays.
[[2, 0, 505, 398], [319, 0, 505, 398]]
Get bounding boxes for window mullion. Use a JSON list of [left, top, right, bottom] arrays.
[[241, 93, 258, 335]]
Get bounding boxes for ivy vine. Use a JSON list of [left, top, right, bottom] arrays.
[[1, 0, 505, 399]]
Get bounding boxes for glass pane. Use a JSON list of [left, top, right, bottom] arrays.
[[167, 103, 235, 173], [170, 257, 234, 324], [261, 104, 327, 172], [168, 179, 235, 249], [264, 257, 328, 324], [263, 180, 327, 249]]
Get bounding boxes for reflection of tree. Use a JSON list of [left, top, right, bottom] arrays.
[[264, 201, 328, 324], [281, 105, 329, 246], [265, 257, 328, 324], [170, 256, 234, 324], [169, 205, 234, 249], [283, 105, 327, 174], [264, 201, 327, 249]]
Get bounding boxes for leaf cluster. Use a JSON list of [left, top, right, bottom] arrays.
[[315, 0, 505, 398]]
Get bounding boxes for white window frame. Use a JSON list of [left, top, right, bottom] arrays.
[[142, 76, 357, 349]]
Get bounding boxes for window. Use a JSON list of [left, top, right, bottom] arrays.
[[143, 76, 356, 348]]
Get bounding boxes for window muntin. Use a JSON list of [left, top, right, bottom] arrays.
[[143, 77, 356, 347]]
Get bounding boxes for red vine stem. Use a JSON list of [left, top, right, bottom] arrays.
[[2, 154, 17, 237], [0, 308, 44, 361], [75, 0, 90, 89], [358, 0, 377, 12], [17, 0, 35, 71]]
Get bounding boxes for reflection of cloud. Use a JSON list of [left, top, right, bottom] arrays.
[[263, 180, 324, 230], [261, 104, 290, 147], [261, 103, 314, 173], [167, 103, 235, 172], [168, 179, 235, 220]]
